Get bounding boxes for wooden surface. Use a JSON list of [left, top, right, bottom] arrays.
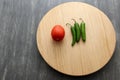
[[0, 0, 120, 79], [37, 2, 116, 76]]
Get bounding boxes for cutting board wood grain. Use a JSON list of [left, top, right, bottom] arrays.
[[36, 2, 116, 76]]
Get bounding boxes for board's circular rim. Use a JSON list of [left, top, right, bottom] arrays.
[[36, 2, 116, 76]]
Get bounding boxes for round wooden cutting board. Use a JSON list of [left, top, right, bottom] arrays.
[[36, 2, 116, 76]]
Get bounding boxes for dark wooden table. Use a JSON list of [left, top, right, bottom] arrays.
[[0, 0, 120, 80]]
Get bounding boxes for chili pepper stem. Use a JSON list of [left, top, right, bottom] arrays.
[[66, 23, 72, 28], [79, 18, 84, 22], [72, 19, 77, 23]]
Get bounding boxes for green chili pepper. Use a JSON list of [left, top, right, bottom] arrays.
[[81, 21, 86, 42], [71, 27, 76, 46], [66, 23, 76, 46], [72, 19, 81, 42]]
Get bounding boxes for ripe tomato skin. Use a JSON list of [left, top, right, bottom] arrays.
[[51, 25, 65, 41]]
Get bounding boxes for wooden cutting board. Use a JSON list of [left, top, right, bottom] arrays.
[[36, 2, 116, 76]]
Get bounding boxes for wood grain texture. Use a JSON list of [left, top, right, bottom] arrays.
[[0, 0, 120, 80], [37, 2, 116, 76]]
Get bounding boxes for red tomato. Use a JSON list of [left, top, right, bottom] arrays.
[[51, 25, 65, 41]]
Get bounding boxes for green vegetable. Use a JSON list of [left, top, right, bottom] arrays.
[[72, 19, 81, 42], [80, 21, 86, 42], [71, 27, 76, 46], [66, 23, 76, 46]]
